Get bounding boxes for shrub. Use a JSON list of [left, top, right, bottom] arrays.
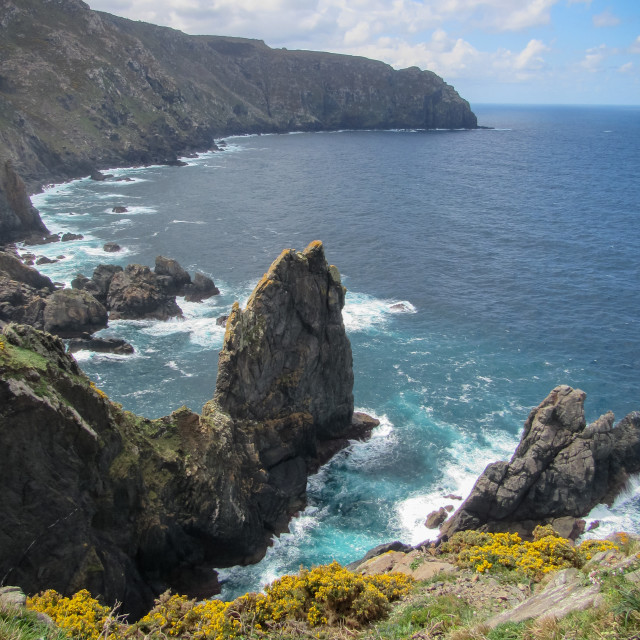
[[442, 527, 618, 581]]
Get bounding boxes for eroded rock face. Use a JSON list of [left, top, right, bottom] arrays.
[[0, 243, 371, 617], [439, 386, 640, 541], [43, 289, 108, 337], [212, 240, 353, 439], [107, 264, 183, 320], [0, 160, 48, 243]]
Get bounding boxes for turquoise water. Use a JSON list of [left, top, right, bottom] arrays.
[[26, 104, 640, 597]]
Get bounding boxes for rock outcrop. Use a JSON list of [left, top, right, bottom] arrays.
[[0, 242, 375, 617], [0, 0, 477, 195], [106, 264, 183, 320], [439, 385, 640, 541], [212, 240, 353, 438], [0, 160, 48, 243], [43, 289, 108, 337]]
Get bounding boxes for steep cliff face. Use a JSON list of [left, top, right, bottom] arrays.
[[439, 385, 640, 541], [0, 160, 48, 242], [0, 242, 373, 617], [0, 0, 477, 190]]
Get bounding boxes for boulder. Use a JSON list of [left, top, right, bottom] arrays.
[[103, 242, 121, 253], [184, 272, 219, 302], [216, 314, 228, 326], [111, 206, 127, 213], [66, 336, 134, 355], [43, 289, 108, 337], [439, 386, 640, 541], [36, 256, 56, 265], [0, 251, 54, 291], [425, 507, 449, 529], [61, 232, 83, 242], [107, 264, 183, 320], [154, 256, 191, 294], [0, 277, 48, 328]]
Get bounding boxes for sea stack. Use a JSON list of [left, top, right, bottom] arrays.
[[0, 241, 375, 617]]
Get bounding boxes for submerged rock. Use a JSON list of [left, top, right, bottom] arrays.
[[439, 385, 640, 541]]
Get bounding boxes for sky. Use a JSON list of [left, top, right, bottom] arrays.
[[87, 0, 640, 105]]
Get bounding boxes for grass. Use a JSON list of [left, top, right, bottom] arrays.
[[0, 601, 67, 640]]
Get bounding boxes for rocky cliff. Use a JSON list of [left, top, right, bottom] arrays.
[[0, 161, 48, 242], [0, 0, 477, 194], [438, 385, 640, 541], [0, 242, 376, 616]]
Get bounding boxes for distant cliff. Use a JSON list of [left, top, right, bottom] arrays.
[[0, 242, 376, 617], [0, 0, 477, 194]]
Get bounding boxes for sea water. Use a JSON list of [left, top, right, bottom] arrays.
[[26, 105, 640, 598]]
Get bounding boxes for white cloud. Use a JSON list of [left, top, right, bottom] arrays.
[[618, 62, 633, 74], [592, 10, 620, 28], [630, 36, 640, 55], [580, 44, 607, 72]]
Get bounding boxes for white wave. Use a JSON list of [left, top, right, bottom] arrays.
[[394, 428, 519, 545], [580, 474, 640, 540], [217, 505, 326, 599], [107, 205, 157, 215], [136, 302, 227, 349], [165, 360, 193, 378], [170, 219, 207, 225], [343, 292, 417, 332], [71, 350, 143, 363]]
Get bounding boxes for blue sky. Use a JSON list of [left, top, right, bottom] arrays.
[[88, 0, 640, 105]]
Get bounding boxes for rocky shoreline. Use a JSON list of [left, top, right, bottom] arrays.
[[0, 241, 379, 617]]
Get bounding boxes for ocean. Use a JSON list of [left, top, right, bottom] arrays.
[[26, 104, 640, 598]]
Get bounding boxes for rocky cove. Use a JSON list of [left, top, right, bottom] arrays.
[[1, 233, 640, 620]]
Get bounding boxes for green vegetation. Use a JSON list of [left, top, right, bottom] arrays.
[[0, 598, 67, 640], [17, 531, 639, 640]]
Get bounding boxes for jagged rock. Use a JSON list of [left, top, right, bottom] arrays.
[[89, 264, 123, 304], [66, 336, 134, 355], [439, 386, 640, 541], [211, 241, 353, 439], [43, 289, 108, 337], [0, 251, 54, 291], [0, 243, 367, 616], [103, 242, 121, 253], [107, 264, 183, 320], [183, 272, 219, 302], [154, 255, 191, 295], [0, 278, 48, 328], [0, 160, 48, 243], [425, 507, 449, 529], [216, 314, 228, 326], [61, 232, 83, 241], [111, 206, 128, 213], [22, 233, 61, 246], [90, 171, 111, 181], [36, 256, 56, 265]]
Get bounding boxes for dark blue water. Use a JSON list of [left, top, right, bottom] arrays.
[[27, 104, 640, 596]]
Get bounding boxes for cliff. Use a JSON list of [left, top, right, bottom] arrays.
[[438, 385, 640, 541], [0, 161, 48, 243], [0, 0, 477, 194], [0, 242, 376, 616]]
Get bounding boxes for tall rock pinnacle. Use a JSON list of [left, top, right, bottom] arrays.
[[211, 240, 354, 439]]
